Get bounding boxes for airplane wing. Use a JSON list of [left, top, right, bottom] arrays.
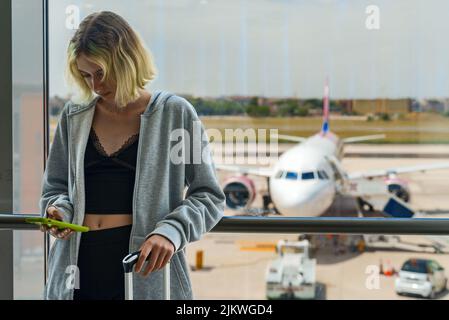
[[270, 133, 306, 143], [342, 134, 386, 143], [215, 164, 275, 177], [348, 162, 449, 180]]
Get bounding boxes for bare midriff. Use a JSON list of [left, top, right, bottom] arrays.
[[83, 214, 133, 231]]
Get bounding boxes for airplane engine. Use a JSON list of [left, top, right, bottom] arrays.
[[222, 175, 257, 210], [386, 178, 410, 203]]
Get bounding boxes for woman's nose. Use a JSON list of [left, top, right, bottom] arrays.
[[92, 79, 104, 92]]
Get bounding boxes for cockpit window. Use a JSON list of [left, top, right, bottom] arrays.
[[276, 170, 326, 180], [285, 171, 298, 180], [317, 170, 329, 180], [275, 170, 284, 179], [302, 171, 315, 180]]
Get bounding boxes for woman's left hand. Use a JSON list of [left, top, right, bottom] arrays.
[[135, 234, 175, 277]]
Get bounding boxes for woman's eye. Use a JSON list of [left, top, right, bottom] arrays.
[[81, 72, 102, 78]]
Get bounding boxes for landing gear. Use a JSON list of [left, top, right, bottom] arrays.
[[356, 197, 374, 213], [262, 193, 280, 215], [263, 177, 280, 215], [263, 194, 272, 210]]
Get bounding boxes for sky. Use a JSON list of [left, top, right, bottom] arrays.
[[45, 0, 449, 99]]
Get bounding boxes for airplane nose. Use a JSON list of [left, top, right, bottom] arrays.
[[294, 191, 318, 205], [276, 192, 318, 216], [271, 182, 333, 217]]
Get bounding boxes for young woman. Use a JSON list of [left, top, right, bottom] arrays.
[[39, 11, 225, 300]]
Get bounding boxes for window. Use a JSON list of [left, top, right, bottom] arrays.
[[39, 0, 449, 301], [401, 259, 428, 274], [285, 171, 298, 180], [11, 0, 46, 299], [317, 170, 329, 180], [301, 172, 315, 180], [274, 170, 284, 179]]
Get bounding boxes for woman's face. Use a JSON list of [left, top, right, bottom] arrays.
[[76, 53, 116, 101]]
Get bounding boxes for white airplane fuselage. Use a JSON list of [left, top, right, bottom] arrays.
[[269, 132, 343, 217]]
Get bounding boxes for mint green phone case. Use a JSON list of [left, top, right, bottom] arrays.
[[26, 217, 90, 232]]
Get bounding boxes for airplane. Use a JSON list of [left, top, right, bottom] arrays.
[[216, 79, 449, 219]]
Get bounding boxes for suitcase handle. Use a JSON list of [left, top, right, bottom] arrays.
[[122, 250, 142, 273], [122, 250, 171, 300]]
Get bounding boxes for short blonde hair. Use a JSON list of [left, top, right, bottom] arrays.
[[65, 11, 157, 107]]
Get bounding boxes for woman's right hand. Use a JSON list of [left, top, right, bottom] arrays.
[[40, 206, 74, 240]]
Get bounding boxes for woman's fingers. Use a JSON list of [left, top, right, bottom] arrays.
[[44, 206, 73, 239], [142, 249, 173, 276], [47, 206, 63, 221], [136, 235, 175, 277], [60, 229, 74, 240], [135, 248, 151, 273], [43, 225, 73, 240], [142, 246, 162, 276], [158, 252, 172, 271], [153, 251, 171, 271], [55, 228, 72, 239]]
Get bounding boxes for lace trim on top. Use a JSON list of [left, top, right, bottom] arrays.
[[90, 128, 139, 158]]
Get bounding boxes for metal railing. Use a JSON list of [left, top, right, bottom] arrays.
[[2, 214, 449, 235], [212, 216, 449, 235]]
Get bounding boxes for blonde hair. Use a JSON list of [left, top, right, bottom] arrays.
[[65, 11, 157, 107]]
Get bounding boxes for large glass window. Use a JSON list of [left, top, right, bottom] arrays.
[[12, 0, 45, 299], [44, 0, 449, 300]]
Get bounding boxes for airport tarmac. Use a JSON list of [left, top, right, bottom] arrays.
[[185, 144, 449, 300]]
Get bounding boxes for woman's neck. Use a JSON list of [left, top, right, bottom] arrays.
[[99, 89, 150, 115]]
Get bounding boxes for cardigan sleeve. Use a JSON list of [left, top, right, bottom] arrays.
[[38, 101, 74, 221], [146, 97, 225, 252]]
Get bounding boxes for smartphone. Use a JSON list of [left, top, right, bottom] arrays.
[[26, 217, 89, 232]]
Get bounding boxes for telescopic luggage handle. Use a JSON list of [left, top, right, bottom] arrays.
[[122, 250, 171, 300]]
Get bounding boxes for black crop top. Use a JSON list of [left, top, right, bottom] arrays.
[[84, 128, 139, 214]]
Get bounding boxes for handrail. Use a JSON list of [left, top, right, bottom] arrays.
[[2, 214, 449, 235], [211, 216, 449, 235], [0, 215, 44, 230]]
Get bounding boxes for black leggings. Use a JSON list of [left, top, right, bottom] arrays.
[[73, 224, 132, 300]]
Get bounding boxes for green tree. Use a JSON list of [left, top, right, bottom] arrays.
[[246, 104, 270, 117]]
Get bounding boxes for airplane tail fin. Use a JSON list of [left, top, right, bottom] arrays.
[[321, 77, 330, 134]]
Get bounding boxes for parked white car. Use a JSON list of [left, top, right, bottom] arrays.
[[395, 258, 447, 299]]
